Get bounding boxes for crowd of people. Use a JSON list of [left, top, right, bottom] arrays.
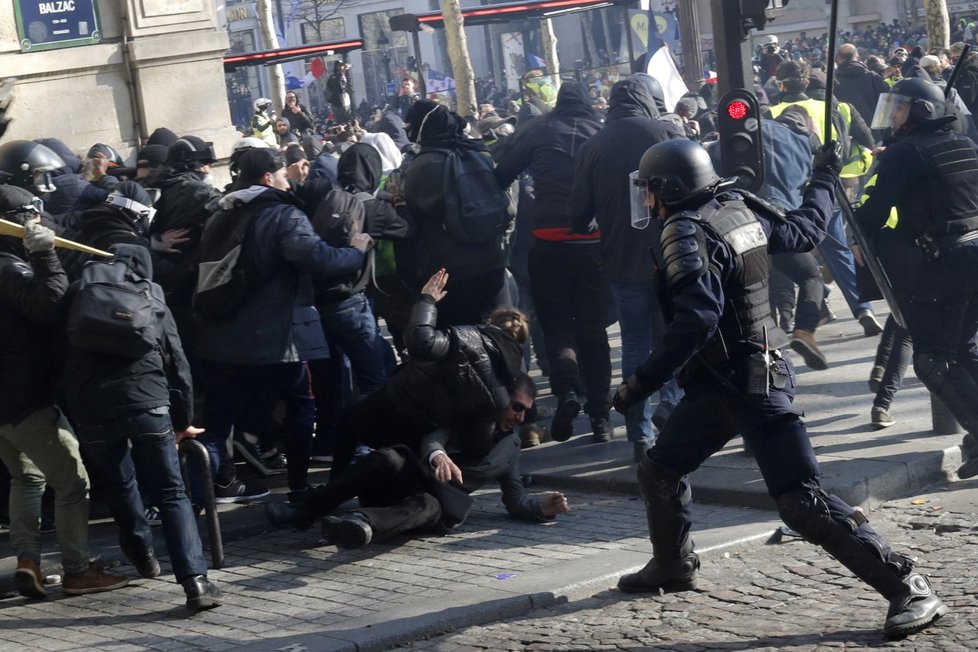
[[1, 18, 976, 639]]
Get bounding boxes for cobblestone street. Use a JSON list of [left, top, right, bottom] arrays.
[[396, 488, 978, 651]]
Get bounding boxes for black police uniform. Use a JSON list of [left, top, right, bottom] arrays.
[[617, 155, 947, 636], [855, 118, 978, 472]]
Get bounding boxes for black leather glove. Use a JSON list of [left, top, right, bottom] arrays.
[[812, 140, 843, 176], [613, 375, 651, 415]]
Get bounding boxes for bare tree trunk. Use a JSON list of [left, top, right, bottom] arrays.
[[257, 0, 286, 114], [541, 18, 560, 79], [440, 0, 478, 117], [677, 0, 704, 88], [925, 0, 950, 49]]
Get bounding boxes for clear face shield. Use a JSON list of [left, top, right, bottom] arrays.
[[871, 92, 912, 130], [630, 170, 654, 230]]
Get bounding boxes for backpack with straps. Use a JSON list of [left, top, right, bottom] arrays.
[[67, 248, 166, 358], [428, 146, 512, 244], [194, 200, 261, 320], [309, 188, 370, 301]]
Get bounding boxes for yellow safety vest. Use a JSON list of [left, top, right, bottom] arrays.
[[859, 173, 899, 229], [769, 98, 870, 178]]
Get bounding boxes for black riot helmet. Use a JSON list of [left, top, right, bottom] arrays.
[[166, 136, 216, 172], [872, 78, 947, 130], [635, 139, 721, 209], [0, 139, 65, 193]]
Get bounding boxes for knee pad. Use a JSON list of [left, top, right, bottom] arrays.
[[913, 352, 950, 390], [638, 456, 690, 506], [776, 488, 836, 545]]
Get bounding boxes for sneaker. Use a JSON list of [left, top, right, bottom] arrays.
[[144, 505, 163, 527], [957, 457, 978, 479], [214, 478, 270, 504], [590, 416, 614, 443], [790, 329, 829, 370], [15, 558, 46, 599], [182, 574, 222, 611], [321, 513, 373, 549], [519, 423, 541, 448], [121, 544, 161, 579], [858, 310, 884, 337], [232, 433, 285, 477], [550, 394, 582, 443], [872, 406, 895, 429], [868, 365, 886, 394], [62, 565, 129, 595]]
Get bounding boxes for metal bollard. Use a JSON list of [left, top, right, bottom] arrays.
[[178, 439, 225, 569], [930, 392, 961, 435]]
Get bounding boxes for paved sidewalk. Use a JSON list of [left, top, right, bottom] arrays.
[[0, 301, 971, 651]]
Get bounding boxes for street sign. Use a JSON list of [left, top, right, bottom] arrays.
[[386, 81, 397, 97], [14, 0, 102, 52]]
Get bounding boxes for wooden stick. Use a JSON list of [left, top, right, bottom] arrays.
[[0, 218, 113, 257]]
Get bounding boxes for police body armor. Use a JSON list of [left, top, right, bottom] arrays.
[[659, 197, 786, 381], [900, 128, 978, 238]]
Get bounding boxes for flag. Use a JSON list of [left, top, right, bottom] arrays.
[[645, 9, 688, 112], [426, 68, 456, 94], [528, 53, 547, 69]]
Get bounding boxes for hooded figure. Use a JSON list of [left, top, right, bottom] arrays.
[[358, 132, 403, 174], [373, 107, 411, 150]]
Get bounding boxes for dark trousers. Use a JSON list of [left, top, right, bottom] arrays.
[[200, 361, 316, 491], [331, 389, 434, 473], [873, 316, 913, 410], [770, 252, 823, 333], [649, 357, 892, 559], [433, 267, 510, 328], [528, 240, 612, 413], [76, 410, 207, 581], [307, 447, 443, 540]]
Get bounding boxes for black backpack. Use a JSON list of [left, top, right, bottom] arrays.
[[194, 200, 261, 320], [309, 188, 370, 301], [67, 249, 166, 358], [429, 146, 512, 244]]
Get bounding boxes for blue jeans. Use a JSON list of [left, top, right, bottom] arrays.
[[609, 278, 684, 442], [312, 294, 391, 451], [818, 210, 871, 318], [201, 361, 316, 491], [75, 409, 206, 581]]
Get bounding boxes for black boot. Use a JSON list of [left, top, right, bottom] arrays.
[[182, 575, 222, 611], [551, 393, 581, 442], [884, 573, 949, 637], [321, 512, 373, 549], [618, 456, 698, 593], [265, 501, 313, 531]]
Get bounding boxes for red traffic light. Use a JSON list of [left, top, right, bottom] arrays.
[[726, 100, 750, 120]]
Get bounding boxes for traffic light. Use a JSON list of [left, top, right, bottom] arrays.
[[739, 0, 788, 34], [717, 89, 765, 193]]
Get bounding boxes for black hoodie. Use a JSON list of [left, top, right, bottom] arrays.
[[567, 76, 686, 281], [494, 82, 602, 236]]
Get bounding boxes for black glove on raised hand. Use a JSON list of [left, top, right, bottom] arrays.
[[812, 140, 843, 177], [613, 375, 652, 415]]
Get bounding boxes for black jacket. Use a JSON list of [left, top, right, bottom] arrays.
[[147, 171, 222, 306], [0, 248, 69, 426], [62, 245, 195, 430], [381, 295, 525, 460], [60, 206, 146, 280], [567, 77, 686, 281], [495, 82, 601, 236], [835, 60, 889, 125], [195, 185, 364, 365], [401, 105, 510, 283]]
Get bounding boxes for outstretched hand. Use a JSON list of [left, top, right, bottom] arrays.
[[421, 268, 449, 302]]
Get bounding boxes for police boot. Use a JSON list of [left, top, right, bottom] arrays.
[[777, 489, 947, 637], [956, 434, 978, 479], [618, 456, 699, 594]]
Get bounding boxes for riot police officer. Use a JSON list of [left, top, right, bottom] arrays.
[[855, 78, 978, 479], [613, 139, 947, 638]]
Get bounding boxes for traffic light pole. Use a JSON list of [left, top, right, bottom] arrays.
[[710, 0, 754, 96]]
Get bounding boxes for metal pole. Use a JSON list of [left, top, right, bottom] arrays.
[[412, 29, 426, 98], [179, 439, 225, 570], [824, 0, 840, 146]]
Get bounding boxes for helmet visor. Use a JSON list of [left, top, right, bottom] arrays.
[[871, 92, 912, 130], [630, 170, 653, 230]]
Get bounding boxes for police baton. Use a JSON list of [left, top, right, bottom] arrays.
[[0, 217, 113, 257], [945, 43, 972, 100]]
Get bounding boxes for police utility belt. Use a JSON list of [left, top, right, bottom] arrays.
[[915, 230, 978, 261], [692, 327, 789, 399]]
